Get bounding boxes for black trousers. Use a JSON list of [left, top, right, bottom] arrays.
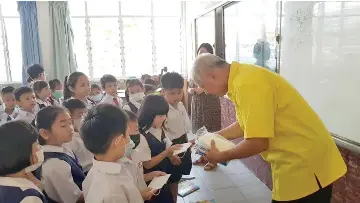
[[272, 184, 333, 203]]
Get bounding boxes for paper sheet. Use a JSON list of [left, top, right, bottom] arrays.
[[148, 174, 171, 190], [198, 133, 235, 152], [173, 143, 192, 155]]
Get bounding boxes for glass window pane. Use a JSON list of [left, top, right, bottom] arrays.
[[68, 1, 86, 16], [224, 1, 278, 71], [1, 1, 19, 17], [121, 1, 151, 16], [71, 18, 90, 76], [123, 17, 152, 76], [89, 18, 122, 78], [196, 11, 215, 52], [153, 1, 181, 16], [87, 1, 119, 16], [5, 18, 22, 82], [154, 17, 182, 73]]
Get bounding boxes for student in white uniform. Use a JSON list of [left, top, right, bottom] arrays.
[[26, 64, 46, 88], [0, 86, 19, 125], [0, 120, 45, 203], [90, 84, 103, 103], [161, 72, 193, 201], [63, 72, 95, 110], [63, 99, 93, 174], [48, 79, 63, 106], [124, 110, 168, 201], [33, 81, 51, 114], [80, 104, 143, 203], [138, 95, 183, 203], [123, 79, 145, 114], [14, 87, 36, 124], [34, 106, 85, 203], [99, 74, 123, 107]]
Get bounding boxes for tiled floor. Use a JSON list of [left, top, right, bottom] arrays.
[[177, 153, 272, 203]]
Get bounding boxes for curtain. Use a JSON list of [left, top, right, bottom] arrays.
[[49, 1, 77, 80], [17, 1, 42, 85]]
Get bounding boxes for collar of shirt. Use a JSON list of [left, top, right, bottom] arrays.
[[146, 127, 163, 141], [18, 109, 35, 117], [43, 145, 75, 158], [227, 62, 241, 100], [36, 98, 48, 105], [0, 177, 43, 194], [168, 102, 180, 110], [92, 159, 123, 175]]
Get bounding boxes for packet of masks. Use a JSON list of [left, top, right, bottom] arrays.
[[193, 127, 235, 166]]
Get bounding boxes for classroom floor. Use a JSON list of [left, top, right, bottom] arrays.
[[177, 153, 272, 203]]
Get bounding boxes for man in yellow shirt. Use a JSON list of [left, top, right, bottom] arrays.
[[190, 54, 347, 202]]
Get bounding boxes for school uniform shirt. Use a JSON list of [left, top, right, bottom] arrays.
[[15, 110, 36, 124], [99, 93, 124, 108], [63, 132, 94, 172], [165, 102, 192, 141], [119, 157, 148, 191], [70, 97, 96, 110], [227, 62, 347, 201], [47, 96, 63, 106], [0, 107, 19, 125], [122, 100, 141, 114], [0, 177, 46, 203], [40, 145, 82, 203], [82, 159, 143, 203], [34, 99, 51, 114], [146, 127, 172, 148]]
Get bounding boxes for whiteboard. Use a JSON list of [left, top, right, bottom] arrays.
[[280, 2, 360, 143]]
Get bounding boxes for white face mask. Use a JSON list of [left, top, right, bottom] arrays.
[[129, 92, 145, 102], [91, 94, 103, 102], [25, 147, 44, 173]]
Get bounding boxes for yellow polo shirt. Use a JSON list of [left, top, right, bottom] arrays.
[[227, 62, 347, 201]]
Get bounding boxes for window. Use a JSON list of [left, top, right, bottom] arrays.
[[0, 2, 22, 83], [69, 1, 184, 79]]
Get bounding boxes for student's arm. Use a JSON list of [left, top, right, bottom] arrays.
[[143, 145, 181, 169], [42, 159, 83, 203]]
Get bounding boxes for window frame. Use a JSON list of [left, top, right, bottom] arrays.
[[70, 1, 186, 80]]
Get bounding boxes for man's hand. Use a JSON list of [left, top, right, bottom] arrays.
[[205, 140, 223, 163]]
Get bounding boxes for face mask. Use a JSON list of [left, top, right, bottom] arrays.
[[129, 92, 145, 102], [130, 134, 141, 149], [53, 90, 63, 99], [25, 147, 44, 173], [91, 94, 103, 102], [73, 118, 82, 131], [124, 139, 135, 157]]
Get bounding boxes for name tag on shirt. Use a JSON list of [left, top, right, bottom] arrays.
[[173, 143, 192, 156], [148, 174, 171, 190]]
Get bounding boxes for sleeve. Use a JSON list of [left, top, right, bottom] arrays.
[[20, 196, 44, 203], [235, 84, 275, 139], [139, 135, 152, 160], [163, 130, 173, 148], [41, 159, 82, 203], [122, 104, 131, 111]]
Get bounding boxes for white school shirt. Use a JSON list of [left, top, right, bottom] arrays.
[[119, 157, 148, 191], [165, 102, 192, 141], [0, 108, 19, 125], [15, 110, 36, 124], [71, 97, 95, 110], [99, 93, 124, 108], [143, 128, 172, 161], [40, 145, 82, 203], [0, 177, 44, 203], [63, 132, 93, 172], [83, 159, 143, 203], [34, 99, 51, 114]]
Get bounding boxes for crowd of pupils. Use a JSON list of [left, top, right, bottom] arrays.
[[0, 64, 192, 203]]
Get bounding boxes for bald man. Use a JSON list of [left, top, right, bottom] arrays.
[[190, 53, 347, 203]]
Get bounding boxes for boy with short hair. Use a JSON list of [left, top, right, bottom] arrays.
[[80, 104, 143, 203], [0, 120, 45, 203], [0, 86, 19, 124], [14, 87, 37, 124], [90, 84, 103, 103], [161, 72, 192, 202], [99, 74, 123, 107]]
